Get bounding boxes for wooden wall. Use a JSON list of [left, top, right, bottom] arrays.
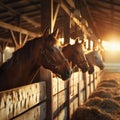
[[0, 66, 102, 120]]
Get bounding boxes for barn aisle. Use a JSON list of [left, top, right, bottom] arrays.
[[71, 70, 120, 120], [101, 70, 120, 82]]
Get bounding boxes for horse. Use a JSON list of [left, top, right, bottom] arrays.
[[62, 39, 89, 73], [86, 50, 104, 74], [0, 29, 72, 91]]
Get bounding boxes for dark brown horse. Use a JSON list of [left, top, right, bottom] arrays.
[[86, 50, 104, 74], [0, 29, 72, 91], [62, 39, 88, 73]]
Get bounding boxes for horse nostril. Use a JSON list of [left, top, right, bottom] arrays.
[[82, 66, 88, 72], [84, 66, 88, 71], [88, 66, 94, 74], [65, 69, 71, 76], [61, 69, 72, 80], [100, 65, 104, 70]]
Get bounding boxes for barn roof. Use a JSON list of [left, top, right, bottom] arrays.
[[0, 0, 120, 47]]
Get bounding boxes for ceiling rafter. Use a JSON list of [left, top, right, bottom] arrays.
[[75, 0, 100, 38], [98, 0, 120, 7], [0, 1, 40, 27], [87, 1, 120, 13], [59, 0, 101, 45], [0, 20, 41, 37]]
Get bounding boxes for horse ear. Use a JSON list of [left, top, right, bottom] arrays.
[[75, 38, 79, 44], [80, 39, 84, 44], [43, 27, 50, 36], [52, 28, 59, 38]]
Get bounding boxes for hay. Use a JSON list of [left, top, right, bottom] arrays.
[[98, 98, 120, 114], [71, 106, 114, 120], [97, 81, 118, 88], [113, 95, 120, 102], [95, 87, 118, 96], [89, 89, 112, 99], [100, 80, 118, 85], [85, 97, 103, 107]]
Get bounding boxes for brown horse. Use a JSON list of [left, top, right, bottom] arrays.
[[0, 29, 72, 91], [86, 50, 104, 74], [62, 39, 88, 73]]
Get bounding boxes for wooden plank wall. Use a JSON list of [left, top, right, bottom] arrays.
[[0, 67, 102, 120]]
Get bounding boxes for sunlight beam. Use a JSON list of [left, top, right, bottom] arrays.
[[102, 40, 120, 51]]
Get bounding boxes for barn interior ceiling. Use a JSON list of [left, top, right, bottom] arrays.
[[0, 0, 120, 47], [67, 0, 120, 41]]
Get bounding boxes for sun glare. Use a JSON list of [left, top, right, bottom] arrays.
[[102, 40, 120, 51]]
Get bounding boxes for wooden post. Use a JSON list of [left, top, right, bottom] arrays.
[[41, 0, 54, 120], [0, 50, 4, 64], [78, 69, 81, 106], [0, 42, 8, 64], [64, 15, 70, 44], [63, 14, 70, 119], [66, 79, 70, 120], [41, 0, 53, 32], [83, 73, 87, 101], [87, 37, 91, 50]]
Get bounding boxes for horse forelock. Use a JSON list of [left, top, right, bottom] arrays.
[[74, 43, 85, 53], [44, 34, 61, 46]]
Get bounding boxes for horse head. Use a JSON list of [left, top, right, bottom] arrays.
[[40, 29, 72, 80], [62, 38, 89, 73], [88, 66, 94, 74], [93, 50, 104, 70], [86, 50, 104, 74]]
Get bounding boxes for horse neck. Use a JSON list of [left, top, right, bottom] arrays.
[[62, 44, 72, 62], [0, 38, 40, 90], [86, 51, 94, 67], [20, 38, 43, 78]]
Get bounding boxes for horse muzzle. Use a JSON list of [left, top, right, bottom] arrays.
[[81, 66, 88, 73], [88, 67, 94, 74], [99, 63, 104, 70], [61, 69, 72, 80], [100, 65, 104, 70]]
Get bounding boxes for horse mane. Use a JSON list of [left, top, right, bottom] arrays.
[[0, 37, 40, 71]]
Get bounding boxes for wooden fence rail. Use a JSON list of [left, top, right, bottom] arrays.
[[0, 66, 102, 120]]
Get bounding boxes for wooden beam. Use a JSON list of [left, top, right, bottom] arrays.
[[62, 4, 86, 33], [60, 1, 92, 38], [0, 1, 40, 27], [59, 0, 104, 50], [88, 1, 120, 14], [0, 21, 41, 37], [10, 30, 18, 46], [41, 1, 54, 120], [0, 45, 2, 52], [23, 35, 29, 45], [0, 42, 8, 63], [79, 0, 100, 38], [98, 0, 120, 7], [64, 15, 70, 44], [53, 3, 60, 28], [0, 38, 12, 44]]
